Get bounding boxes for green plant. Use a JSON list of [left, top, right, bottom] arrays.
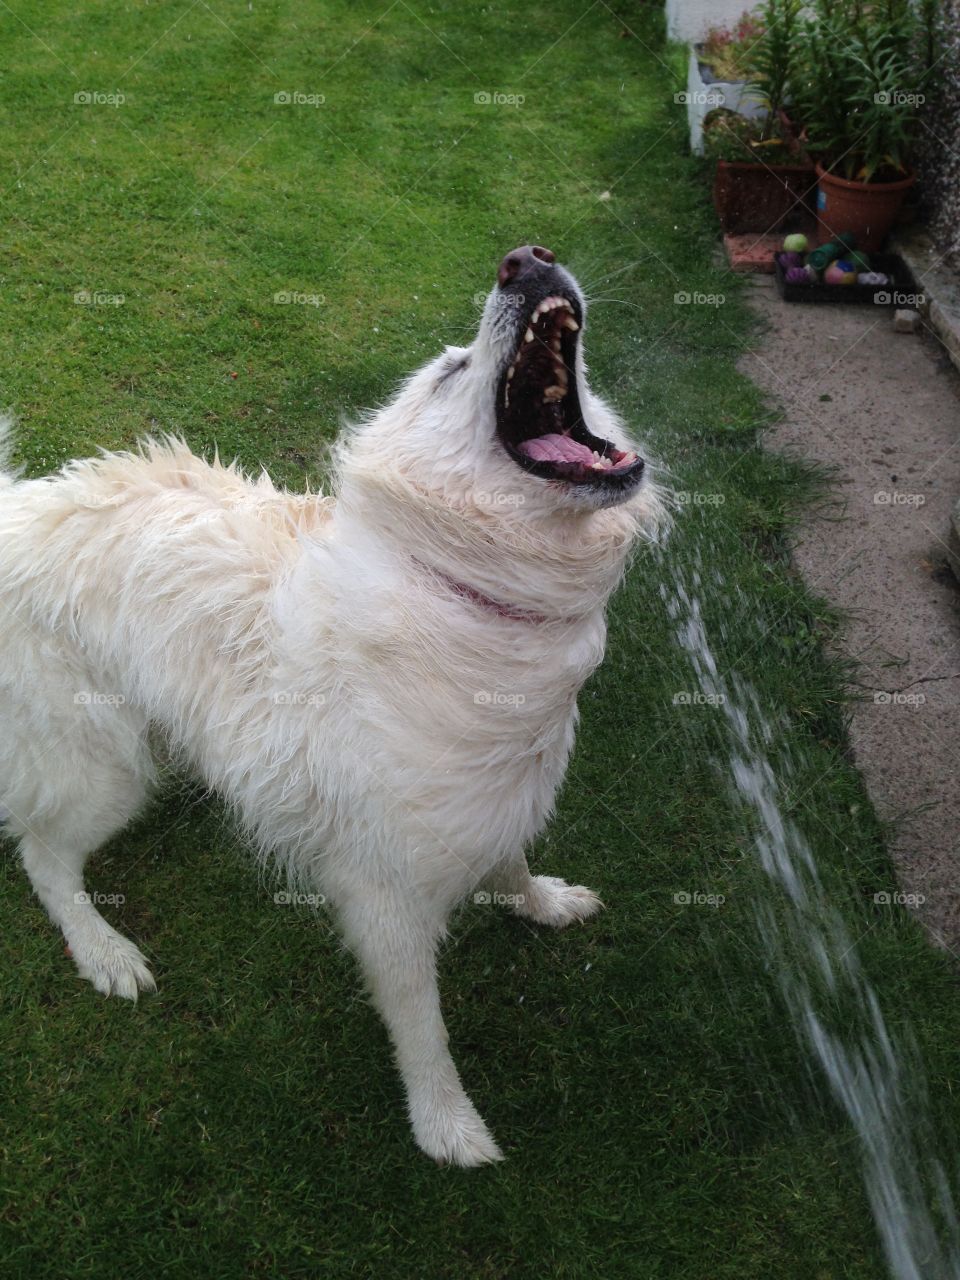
[[788, 0, 941, 181], [703, 108, 797, 164], [700, 11, 766, 81], [747, 0, 803, 118]]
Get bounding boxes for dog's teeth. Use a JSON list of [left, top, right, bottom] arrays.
[[561, 315, 579, 331], [543, 385, 565, 401], [524, 328, 534, 343], [506, 366, 514, 380]]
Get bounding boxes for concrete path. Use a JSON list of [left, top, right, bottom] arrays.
[[740, 276, 960, 953]]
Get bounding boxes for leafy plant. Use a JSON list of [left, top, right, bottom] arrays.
[[746, 0, 803, 118], [702, 108, 797, 164], [700, 12, 766, 82], [787, 0, 941, 181]]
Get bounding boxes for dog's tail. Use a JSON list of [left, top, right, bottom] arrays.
[[0, 411, 16, 485]]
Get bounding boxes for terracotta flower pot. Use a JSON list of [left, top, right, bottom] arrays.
[[814, 163, 916, 252]]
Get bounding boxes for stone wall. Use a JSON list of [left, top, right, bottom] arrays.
[[917, 1, 960, 264], [664, 0, 753, 42]]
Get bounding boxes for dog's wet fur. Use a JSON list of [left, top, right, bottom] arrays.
[[0, 247, 664, 1165]]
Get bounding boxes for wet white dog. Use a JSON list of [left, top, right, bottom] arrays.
[[0, 245, 663, 1166]]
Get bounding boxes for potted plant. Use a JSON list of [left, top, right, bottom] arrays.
[[707, 111, 815, 233], [685, 11, 768, 154], [788, 0, 939, 250], [706, 0, 815, 234]]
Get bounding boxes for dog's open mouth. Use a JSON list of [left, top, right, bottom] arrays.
[[495, 294, 644, 487]]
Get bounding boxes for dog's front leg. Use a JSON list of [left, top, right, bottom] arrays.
[[337, 885, 502, 1167], [488, 853, 604, 928]]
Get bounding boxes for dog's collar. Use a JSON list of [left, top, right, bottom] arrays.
[[418, 561, 550, 624]]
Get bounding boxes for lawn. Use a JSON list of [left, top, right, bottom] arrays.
[[2, 2, 960, 1277]]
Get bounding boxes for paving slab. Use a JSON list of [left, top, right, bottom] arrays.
[[740, 275, 960, 952]]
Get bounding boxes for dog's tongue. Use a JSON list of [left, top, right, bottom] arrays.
[[517, 433, 596, 465]]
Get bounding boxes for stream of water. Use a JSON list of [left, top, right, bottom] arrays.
[[663, 559, 960, 1279]]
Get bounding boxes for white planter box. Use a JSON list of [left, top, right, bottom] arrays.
[[684, 45, 765, 155], [666, 0, 755, 42]]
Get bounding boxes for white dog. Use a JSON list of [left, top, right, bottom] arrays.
[[0, 245, 662, 1166]]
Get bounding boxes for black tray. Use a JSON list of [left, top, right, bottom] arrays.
[[774, 252, 909, 305]]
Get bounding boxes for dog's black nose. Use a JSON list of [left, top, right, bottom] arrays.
[[497, 245, 556, 288]]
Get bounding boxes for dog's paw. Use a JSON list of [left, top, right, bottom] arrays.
[[67, 925, 156, 1001], [512, 875, 603, 928], [410, 1090, 503, 1168]]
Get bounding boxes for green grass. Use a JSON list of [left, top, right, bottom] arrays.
[[2, 3, 959, 1277]]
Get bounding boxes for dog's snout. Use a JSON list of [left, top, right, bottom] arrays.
[[497, 245, 556, 288]]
